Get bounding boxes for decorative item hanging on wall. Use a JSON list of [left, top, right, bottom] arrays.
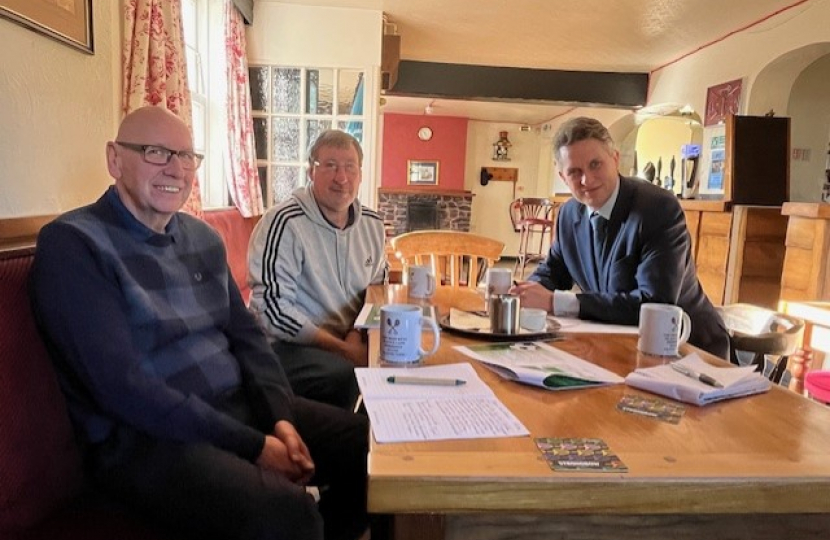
[[493, 131, 512, 161]]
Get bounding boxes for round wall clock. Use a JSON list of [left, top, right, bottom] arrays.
[[417, 126, 433, 141]]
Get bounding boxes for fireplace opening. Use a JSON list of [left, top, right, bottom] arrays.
[[407, 199, 439, 231]]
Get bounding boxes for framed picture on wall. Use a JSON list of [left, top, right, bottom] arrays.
[[704, 78, 742, 127], [408, 160, 439, 185], [0, 0, 93, 54]]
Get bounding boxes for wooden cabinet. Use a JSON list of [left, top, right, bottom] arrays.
[[724, 115, 790, 206], [682, 202, 786, 308], [780, 203, 830, 301]]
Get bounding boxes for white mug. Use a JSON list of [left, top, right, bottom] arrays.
[[407, 264, 436, 299], [520, 308, 548, 332], [638, 303, 692, 357], [380, 304, 441, 365], [485, 268, 513, 299]]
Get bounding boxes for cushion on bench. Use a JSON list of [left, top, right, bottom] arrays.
[[0, 248, 83, 533], [202, 208, 259, 303]]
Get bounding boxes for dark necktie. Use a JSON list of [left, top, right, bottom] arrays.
[[590, 212, 607, 274]]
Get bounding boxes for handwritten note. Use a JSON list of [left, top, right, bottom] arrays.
[[355, 363, 529, 443]]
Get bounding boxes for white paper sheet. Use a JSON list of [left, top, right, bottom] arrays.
[[355, 363, 530, 443], [552, 316, 639, 334], [625, 353, 771, 406]]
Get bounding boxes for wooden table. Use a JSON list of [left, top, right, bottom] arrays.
[[365, 285, 830, 540]]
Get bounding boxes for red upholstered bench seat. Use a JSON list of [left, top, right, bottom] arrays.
[[0, 247, 174, 539], [202, 207, 260, 303]]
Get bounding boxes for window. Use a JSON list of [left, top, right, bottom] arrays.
[[182, 0, 229, 208], [249, 66, 366, 206], [182, 4, 369, 210]]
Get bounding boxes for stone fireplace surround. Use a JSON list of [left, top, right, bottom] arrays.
[[377, 187, 473, 236]]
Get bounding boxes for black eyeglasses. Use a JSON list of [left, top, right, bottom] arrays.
[[115, 142, 204, 170]]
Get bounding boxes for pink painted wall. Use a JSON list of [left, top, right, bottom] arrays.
[[381, 113, 469, 189]]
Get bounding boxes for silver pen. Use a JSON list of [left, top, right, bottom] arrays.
[[671, 363, 723, 388]]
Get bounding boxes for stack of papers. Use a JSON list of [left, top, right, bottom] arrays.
[[625, 353, 771, 406], [355, 363, 529, 443], [456, 341, 624, 390]]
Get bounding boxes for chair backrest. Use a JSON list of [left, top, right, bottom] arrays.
[[390, 230, 505, 288], [509, 198, 555, 232], [719, 303, 805, 383]]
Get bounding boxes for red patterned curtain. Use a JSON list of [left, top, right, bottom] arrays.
[[224, 2, 263, 217], [122, 0, 203, 217]]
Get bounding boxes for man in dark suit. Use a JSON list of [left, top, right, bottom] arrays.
[[513, 116, 729, 358]]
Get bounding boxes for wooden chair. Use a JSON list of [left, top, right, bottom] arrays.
[[719, 303, 805, 385], [390, 230, 505, 289], [509, 198, 555, 278]]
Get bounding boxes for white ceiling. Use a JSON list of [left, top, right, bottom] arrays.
[[275, 0, 814, 124]]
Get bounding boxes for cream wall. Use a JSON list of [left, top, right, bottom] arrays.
[[246, 1, 383, 206], [788, 55, 830, 201], [465, 122, 541, 255], [0, 2, 120, 218], [648, 1, 829, 115]]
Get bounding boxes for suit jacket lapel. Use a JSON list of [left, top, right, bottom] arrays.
[[598, 177, 634, 290], [573, 210, 601, 291]]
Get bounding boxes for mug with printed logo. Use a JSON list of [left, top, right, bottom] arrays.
[[638, 303, 692, 357], [380, 304, 441, 365]]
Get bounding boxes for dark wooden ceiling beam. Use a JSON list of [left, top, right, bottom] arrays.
[[387, 61, 648, 108]]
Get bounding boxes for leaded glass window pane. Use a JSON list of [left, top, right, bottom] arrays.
[[337, 120, 363, 145], [271, 166, 301, 204], [272, 68, 301, 114], [305, 69, 333, 115], [258, 166, 268, 203], [337, 71, 363, 115], [249, 67, 269, 112], [271, 118, 300, 161], [306, 119, 332, 155], [253, 118, 268, 160]]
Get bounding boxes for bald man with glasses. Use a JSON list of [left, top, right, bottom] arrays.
[[30, 107, 370, 540], [248, 129, 388, 411]]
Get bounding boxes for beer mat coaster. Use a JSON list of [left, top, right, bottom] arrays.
[[616, 394, 685, 424], [534, 437, 628, 473]]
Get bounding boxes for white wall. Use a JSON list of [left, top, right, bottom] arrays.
[[788, 55, 830, 201], [246, 2, 383, 206], [648, 2, 829, 115], [465, 122, 541, 256], [0, 2, 120, 218]]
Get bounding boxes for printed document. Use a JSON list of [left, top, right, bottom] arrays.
[[355, 363, 529, 443], [625, 353, 771, 406], [456, 341, 624, 390]]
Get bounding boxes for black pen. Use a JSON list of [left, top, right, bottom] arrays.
[[671, 363, 723, 388]]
